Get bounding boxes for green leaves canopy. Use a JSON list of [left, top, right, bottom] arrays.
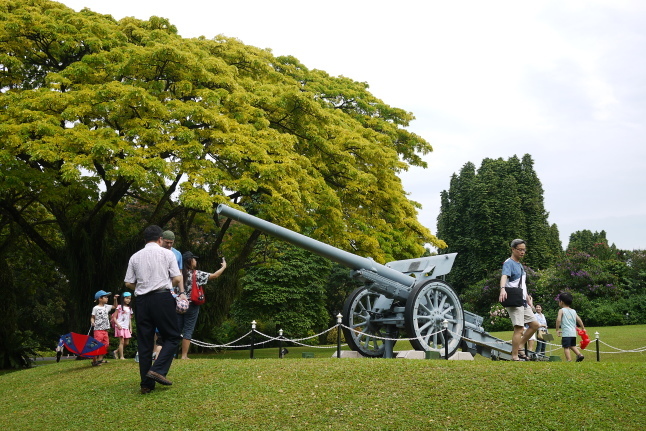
[[0, 0, 439, 330]]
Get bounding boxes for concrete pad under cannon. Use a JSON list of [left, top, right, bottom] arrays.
[[396, 350, 473, 360], [332, 350, 474, 359], [448, 352, 474, 360], [396, 350, 426, 359]]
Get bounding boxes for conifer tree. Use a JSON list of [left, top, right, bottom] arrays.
[[437, 154, 562, 292]]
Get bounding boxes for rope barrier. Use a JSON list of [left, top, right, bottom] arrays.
[[255, 326, 336, 343], [188, 321, 646, 357], [189, 331, 253, 349], [287, 339, 349, 349], [595, 339, 646, 354], [529, 338, 646, 354]]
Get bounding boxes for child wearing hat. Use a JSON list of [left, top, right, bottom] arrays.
[[112, 292, 134, 360], [91, 290, 114, 366]]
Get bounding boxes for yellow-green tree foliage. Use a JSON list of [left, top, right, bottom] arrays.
[[0, 0, 443, 330]]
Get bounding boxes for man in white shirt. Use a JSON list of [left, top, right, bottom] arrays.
[[125, 225, 187, 394]]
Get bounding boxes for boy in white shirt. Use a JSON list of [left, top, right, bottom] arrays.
[[91, 290, 113, 366]]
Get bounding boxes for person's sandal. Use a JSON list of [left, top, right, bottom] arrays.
[[576, 355, 585, 362]]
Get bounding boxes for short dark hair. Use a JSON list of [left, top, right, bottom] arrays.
[[143, 225, 163, 242], [559, 292, 573, 306], [510, 239, 526, 248]]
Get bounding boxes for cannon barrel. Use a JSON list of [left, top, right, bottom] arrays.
[[217, 204, 415, 288]]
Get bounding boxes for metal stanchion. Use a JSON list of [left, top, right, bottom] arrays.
[[595, 331, 600, 362], [278, 329, 284, 359], [336, 313, 342, 359], [250, 320, 256, 359], [442, 319, 449, 360]]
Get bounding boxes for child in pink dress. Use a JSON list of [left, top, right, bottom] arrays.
[[112, 292, 134, 359]]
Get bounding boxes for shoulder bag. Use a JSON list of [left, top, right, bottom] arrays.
[[190, 269, 206, 305], [501, 273, 524, 307]]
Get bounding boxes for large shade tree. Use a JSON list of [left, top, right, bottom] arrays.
[[0, 0, 443, 332], [436, 154, 562, 292]]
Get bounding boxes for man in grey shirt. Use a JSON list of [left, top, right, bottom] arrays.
[[125, 225, 187, 394]]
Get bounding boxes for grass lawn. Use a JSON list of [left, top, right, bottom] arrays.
[[1, 325, 644, 430]]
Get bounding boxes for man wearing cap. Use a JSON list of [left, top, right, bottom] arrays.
[[162, 230, 183, 273], [91, 290, 113, 366], [124, 225, 187, 394]]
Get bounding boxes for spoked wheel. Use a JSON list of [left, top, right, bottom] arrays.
[[342, 286, 396, 357], [404, 279, 464, 358]]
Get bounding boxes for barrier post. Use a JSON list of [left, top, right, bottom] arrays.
[[336, 313, 342, 359], [595, 331, 600, 362], [278, 329, 284, 359], [250, 320, 256, 359], [442, 319, 449, 360]]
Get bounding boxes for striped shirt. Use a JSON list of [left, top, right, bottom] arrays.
[[124, 242, 181, 295]]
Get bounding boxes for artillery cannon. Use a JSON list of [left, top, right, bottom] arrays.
[[217, 204, 515, 360]]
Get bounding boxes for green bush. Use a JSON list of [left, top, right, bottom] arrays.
[[585, 301, 624, 326], [0, 330, 39, 369], [619, 294, 646, 324], [547, 252, 622, 300], [460, 270, 503, 317], [325, 326, 345, 344], [108, 335, 137, 359]]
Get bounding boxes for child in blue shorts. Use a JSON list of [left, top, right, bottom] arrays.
[[555, 292, 586, 362]]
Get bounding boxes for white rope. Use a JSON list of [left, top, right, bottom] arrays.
[[255, 326, 336, 343], [252, 330, 282, 342], [597, 339, 646, 353], [285, 326, 337, 342], [190, 331, 253, 348], [535, 338, 646, 354], [191, 340, 266, 349], [287, 339, 349, 349]]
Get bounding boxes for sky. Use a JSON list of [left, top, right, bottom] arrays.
[[59, 0, 646, 251]]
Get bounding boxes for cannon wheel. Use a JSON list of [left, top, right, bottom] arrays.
[[404, 279, 464, 358], [342, 286, 395, 357]]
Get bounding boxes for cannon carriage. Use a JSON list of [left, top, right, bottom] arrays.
[[217, 204, 515, 360]]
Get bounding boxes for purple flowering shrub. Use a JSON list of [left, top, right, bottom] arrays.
[[460, 249, 646, 327], [538, 252, 622, 300]]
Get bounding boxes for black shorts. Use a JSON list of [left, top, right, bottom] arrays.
[[561, 336, 577, 348]]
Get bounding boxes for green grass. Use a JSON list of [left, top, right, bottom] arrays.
[[1, 325, 645, 430]]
